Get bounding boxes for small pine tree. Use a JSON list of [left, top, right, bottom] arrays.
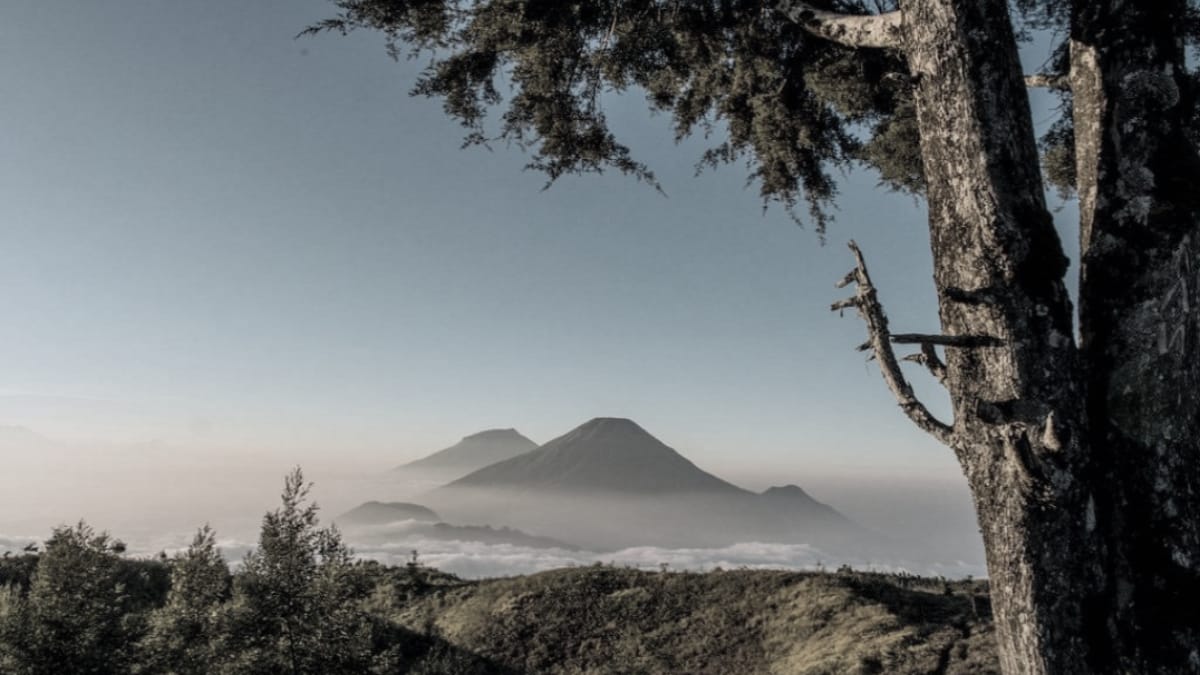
[[215, 468, 372, 675], [136, 525, 231, 674]]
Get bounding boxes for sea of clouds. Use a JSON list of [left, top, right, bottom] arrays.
[[0, 526, 987, 581], [351, 537, 987, 580]]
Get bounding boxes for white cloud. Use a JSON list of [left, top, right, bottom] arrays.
[[0, 534, 38, 552], [346, 536, 986, 580], [0, 530, 986, 581]]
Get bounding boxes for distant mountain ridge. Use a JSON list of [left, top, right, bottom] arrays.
[[336, 501, 574, 550], [398, 428, 537, 473], [448, 418, 745, 495], [338, 501, 440, 525], [428, 417, 863, 552]]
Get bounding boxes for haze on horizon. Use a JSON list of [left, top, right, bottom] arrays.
[[0, 420, 984, 579], [0, 0, 1061, 575]]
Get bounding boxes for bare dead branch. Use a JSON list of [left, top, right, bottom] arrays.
[[919, 342, 948, 383], [835, 269, 858, 289], [891, 333, 1001, 347], [779, 2, 904, 50], [830, 296, 860, 312], [833, 241, 954, 445], [1024, 73, 1069, 90], [901, 342, 948, 384]]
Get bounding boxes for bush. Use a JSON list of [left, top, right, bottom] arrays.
[[0, 523, 137, 674]]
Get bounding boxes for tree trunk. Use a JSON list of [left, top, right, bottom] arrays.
[[1071, 1, 1200, 671], [898, 0, 1104, 672]]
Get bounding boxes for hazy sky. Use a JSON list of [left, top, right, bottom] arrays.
[[0, 1, 1073, 491]]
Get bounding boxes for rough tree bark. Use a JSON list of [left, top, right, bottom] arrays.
[[897, 1, 1098, 671], [1071, 1, 1200, 671], [801, 0, 1200, 672]]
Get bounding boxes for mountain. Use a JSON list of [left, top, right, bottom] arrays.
[[337, 501, 440, 526], [760, 484, 846, 519], [398, 428, 537, 474], [343, 519, 575, 550], [418, 523, 574, 549], [428, 418, 864, 552], [447, 417, 745, 495], [335, 500, 574, 550]]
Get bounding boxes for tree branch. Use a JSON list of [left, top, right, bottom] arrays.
[[1024, 73, 1069, 90], [890, 333, 1001, 347], [831, 241, 954, 445], [902, 342, 948, 385], [780, 2, 903, 50]]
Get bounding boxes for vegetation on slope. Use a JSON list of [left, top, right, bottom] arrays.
[[0, 469, 997, 674], [392, 566, 997, 674]]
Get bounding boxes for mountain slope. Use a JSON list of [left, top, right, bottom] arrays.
[[337, 501, 440, 525], [427, 417, 864, 552], [760, 484, 849, 522], [398, 428, 537, 474], [341, 519, 575, 550], [394, 567, 998, 675], [447, 417, 745, 495]]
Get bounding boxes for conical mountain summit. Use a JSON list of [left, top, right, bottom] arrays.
[[448, 417, 746, 495]]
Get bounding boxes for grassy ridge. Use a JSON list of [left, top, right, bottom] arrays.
[[393, 567, 999, 674], [1, 470, 998, 674]]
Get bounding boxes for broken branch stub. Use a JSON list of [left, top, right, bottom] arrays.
[[833, 240, 954, 445], [779, 1, 904, 50]]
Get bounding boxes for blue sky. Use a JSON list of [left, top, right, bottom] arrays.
[[0, 1, 1074, 488]]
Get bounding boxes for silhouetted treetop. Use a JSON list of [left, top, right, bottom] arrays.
[[304, 0, 920, 231], [305, 1, 1200, 225]]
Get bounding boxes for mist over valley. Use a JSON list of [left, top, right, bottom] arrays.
[[0, 418, 985, 580]]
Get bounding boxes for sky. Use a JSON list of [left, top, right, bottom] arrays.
[[0, 2, 1073, 550]]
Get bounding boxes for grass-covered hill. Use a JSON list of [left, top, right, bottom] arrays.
[[0, 470, 998, 674], [391, 566, 1000, 674], [1, 543, 999, 674]]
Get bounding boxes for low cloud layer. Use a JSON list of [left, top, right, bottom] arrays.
[[0, 534, 37, 552], [350, 536, 986, 580], [1, 527, 986, 581]]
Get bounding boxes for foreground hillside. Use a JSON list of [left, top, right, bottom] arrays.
[[392, 567, 999, 674], [0, 536, 999, 674], [1, 471, 997, 674]]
